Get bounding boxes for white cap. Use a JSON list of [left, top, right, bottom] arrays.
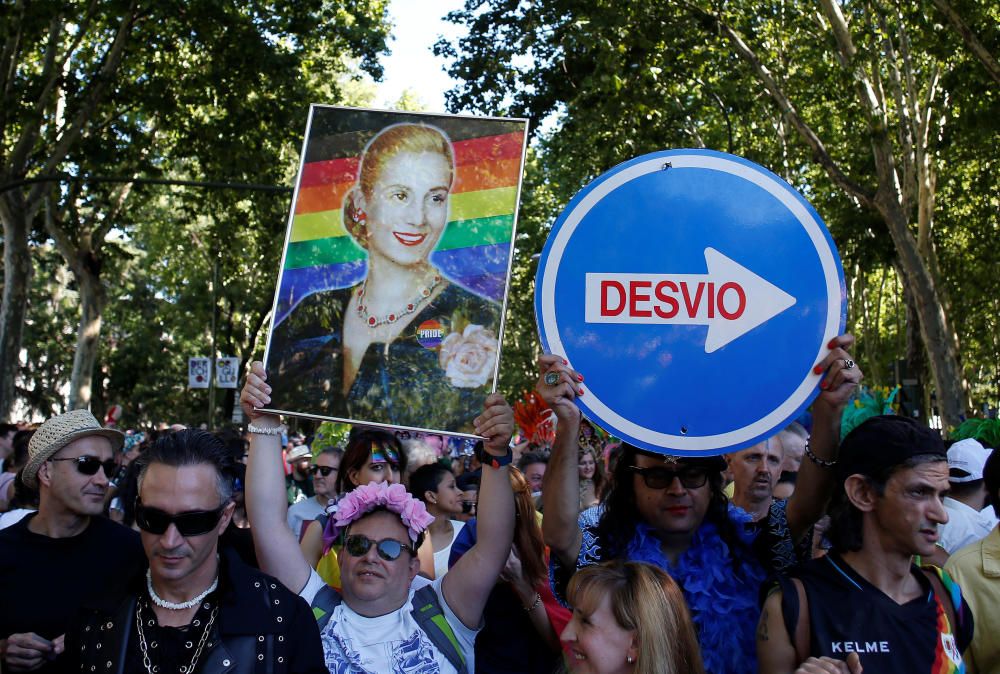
[[947, 438, 990, 483], [286, 445, 311, 462]]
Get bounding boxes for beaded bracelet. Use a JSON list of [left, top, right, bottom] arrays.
[[522, 592, 541, 612], [804, 441, 837, 468], [247, 422, 286, 436]]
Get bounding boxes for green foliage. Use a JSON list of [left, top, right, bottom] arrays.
[[439, 0, 1000, 412], [4, 0, 392, 425]]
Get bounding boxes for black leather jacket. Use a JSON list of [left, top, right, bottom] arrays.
[[67, 549, 325, 674]]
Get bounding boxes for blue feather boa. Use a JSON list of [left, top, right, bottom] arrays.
[[624, 505, 765, 674]]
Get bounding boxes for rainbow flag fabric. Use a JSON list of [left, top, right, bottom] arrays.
[[272, 108, 528, 326]]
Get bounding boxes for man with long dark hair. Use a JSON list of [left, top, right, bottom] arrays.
[[539, 335, 860, 674]]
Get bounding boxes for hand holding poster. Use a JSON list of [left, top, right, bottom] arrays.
[[263, 107, 529, 437]]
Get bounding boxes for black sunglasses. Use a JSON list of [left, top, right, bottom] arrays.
[[134, 503, 227, 536], [629, 465, 710, 490], [49, 455, 116, 479], [344, 534, 414, 561], [309, 465, 337, 477]]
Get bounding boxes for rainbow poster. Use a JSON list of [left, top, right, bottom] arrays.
[[263, 106, 529, 437]]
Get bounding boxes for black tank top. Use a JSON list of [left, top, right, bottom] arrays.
[[777, 553, 973, 673]]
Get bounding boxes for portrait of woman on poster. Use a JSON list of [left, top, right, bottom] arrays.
[[268, 123, 501, 433]]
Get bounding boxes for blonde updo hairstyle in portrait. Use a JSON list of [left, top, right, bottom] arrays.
[[566, 560, 705, 674], [342, 123, 456, 248]]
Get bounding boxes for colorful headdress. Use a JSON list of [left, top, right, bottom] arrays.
[[324, 482, 434, 549], [840, 385, 900, 440], [513, 390, 556, 448]]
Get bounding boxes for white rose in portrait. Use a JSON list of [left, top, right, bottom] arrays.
[[438, 325, 498, 388]]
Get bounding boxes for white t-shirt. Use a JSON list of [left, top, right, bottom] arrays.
[[940, 497, 995, 553], [300, 570, 478, 673], [287, 497, 327, 540], [432, 520, 465, 579]]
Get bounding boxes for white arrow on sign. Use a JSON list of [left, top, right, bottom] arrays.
[[584, 247, 796, 353]]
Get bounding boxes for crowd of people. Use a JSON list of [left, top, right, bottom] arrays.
[[1, 337, 999, 674]]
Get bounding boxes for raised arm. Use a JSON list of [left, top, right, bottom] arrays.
[[536, 354, 584, 568], [786, 334, 862, 542], [443, 393, 516, 629], [241, 361, 313, 594]]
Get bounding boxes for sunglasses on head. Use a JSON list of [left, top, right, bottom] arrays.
[[310, 465, 337, 477], [49, 455, 116, 479], [344, 534, 414, 561], [370, 442, 400, 466], [134, 502, 227, 537], [629, 465, 710, 490]]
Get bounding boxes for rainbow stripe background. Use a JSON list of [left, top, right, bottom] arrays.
[[274, 112, 527, 326]]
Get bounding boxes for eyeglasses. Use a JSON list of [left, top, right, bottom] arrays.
[[629, 465, 710, 490], [134, 503, 227, 536], [344, 534, 414, 561], [310, 465, 337, 477], [49, 456, 117, 479]]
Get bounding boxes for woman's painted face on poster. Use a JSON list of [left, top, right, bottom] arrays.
[[364, 150, 451, 267]]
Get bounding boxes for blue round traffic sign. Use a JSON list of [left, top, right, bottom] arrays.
[[535, 149, 846, 456]]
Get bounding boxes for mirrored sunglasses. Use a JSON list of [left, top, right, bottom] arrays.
[[48, 455, 117, 479], [309, 465, 337, 477], [629, 465, 710, 490], [344, 534, 414, 561], [134, 503, 227, 536]]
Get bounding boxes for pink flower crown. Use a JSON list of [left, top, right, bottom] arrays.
[[329, 482, 435, 544]]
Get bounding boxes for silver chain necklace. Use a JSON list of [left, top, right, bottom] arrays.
[[136, 599, 217, 674], [146, 569, 218, 611]]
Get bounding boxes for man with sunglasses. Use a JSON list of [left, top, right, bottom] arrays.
[[0, 410, 144, 673], [538, 335, 862, 674], [241, 360, 516, 673], [68, 428, 325, 674], [287, 447, 341, 541]]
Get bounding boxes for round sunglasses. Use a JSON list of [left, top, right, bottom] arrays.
[[134, 502, 227, 537], [344, 534, 415, 561], [48, 455, 117, 479]]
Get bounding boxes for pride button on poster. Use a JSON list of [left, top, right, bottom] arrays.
[[535, 149, 846, 456]]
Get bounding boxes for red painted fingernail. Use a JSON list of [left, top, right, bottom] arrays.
[[813, 364, 824, 375], [577, 374, 584, 382], [827, 338, 837, 349], [563, 359, 569, 365], [819, 381, 828, 390], [578, 387, 585, 395]]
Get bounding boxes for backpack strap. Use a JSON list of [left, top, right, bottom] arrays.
[[310, 584, 343, 631], [921, 565, 960, 639], [410, 585, 468, 674]]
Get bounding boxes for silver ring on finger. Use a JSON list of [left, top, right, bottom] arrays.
[[544, 371, 560, 386], [843, 358, 855, 370]]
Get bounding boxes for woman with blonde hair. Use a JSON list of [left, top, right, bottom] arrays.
[[268, 122, 500, 432], [562, 560, 705, 674]]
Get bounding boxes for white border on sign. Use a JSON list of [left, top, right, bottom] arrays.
[[539, 153, 841, 451]]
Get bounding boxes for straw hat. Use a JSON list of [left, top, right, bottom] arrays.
[[23, 410, 125, 488]]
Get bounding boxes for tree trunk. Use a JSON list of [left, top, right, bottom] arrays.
[[0, 199, 33, 420], [68, 262, 105, 411], [877, 193, 966, 427]]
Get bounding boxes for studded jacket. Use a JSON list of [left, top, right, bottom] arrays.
[[67, 549, 326, 674]]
